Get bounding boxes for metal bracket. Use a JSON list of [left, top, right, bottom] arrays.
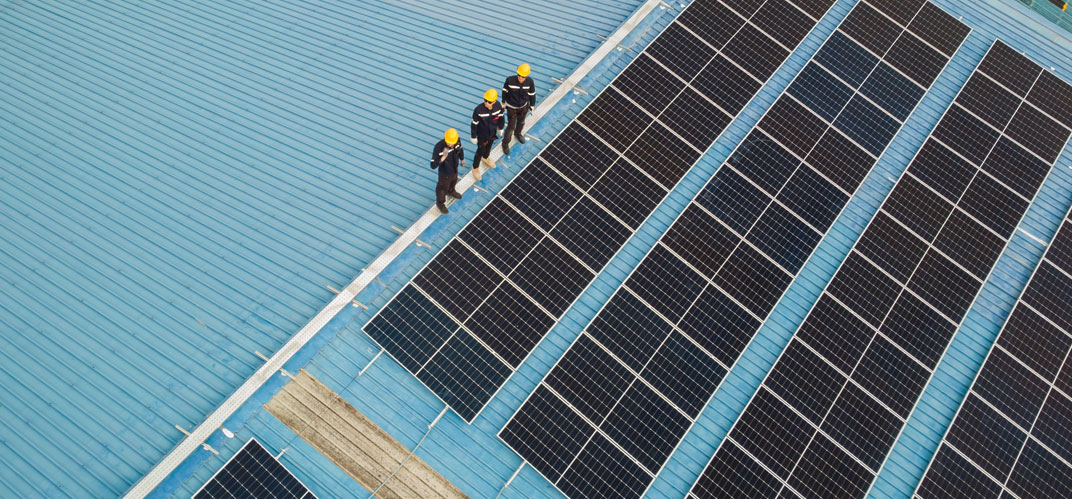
[[391, 226, 431, 248], [175, 425, 219, 455], [358, 349, 385, 376]]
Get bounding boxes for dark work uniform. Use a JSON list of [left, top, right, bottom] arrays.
[[502, 75, 536, 146], [431, 139, 464, 205], [471, 101, 504, 163]]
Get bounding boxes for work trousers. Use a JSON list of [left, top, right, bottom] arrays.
[[502, 106, 529, 146], [475, 137, 495, 162], [435, 175, 458, 205]]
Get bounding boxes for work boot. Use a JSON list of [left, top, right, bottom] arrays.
[[517, 134, 526, 144], [449, 190, 463, 199], [502, 141, 510, 155], [472, 166, 482, 181], [482, 156, 495, 168], [437, 203, 449, 214]]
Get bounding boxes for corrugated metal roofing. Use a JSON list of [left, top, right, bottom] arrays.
[[169, 1, 1072, 498], [0, 0, 648, 496], [161, 0, 1072, 497], [6, 0, 1072, 497]]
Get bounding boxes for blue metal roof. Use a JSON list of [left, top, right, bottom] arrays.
[[161, 0, 1072, 497], [0, 0, 648, 496], [5, 0, 1072, 497]]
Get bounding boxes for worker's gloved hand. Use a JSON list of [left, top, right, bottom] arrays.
[[460, 160, 466, 168], [529, 105, 536, 114], [471, 137, 478, 145], [497, 130, 502, 138]]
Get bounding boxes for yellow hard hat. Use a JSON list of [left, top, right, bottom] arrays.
[[517, 63, 531, 77], [444, 128, 459, 145], [484, 88, 498, 102]]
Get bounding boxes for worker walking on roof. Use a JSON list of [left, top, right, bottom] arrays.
[[471, 89, 505, 172], [431, 128, 465, 214], [502, 64, 536, 155]]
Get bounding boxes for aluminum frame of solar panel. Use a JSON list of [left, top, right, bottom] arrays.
[[916, 206, 1072, 499], [193, 439, 316, 499], [363, 0, 830, 424], [693, 39, 1071, 499], [504, 1, 966, 496]]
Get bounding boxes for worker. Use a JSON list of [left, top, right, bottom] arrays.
[[471, 88, 505, 171], [502, 63, 536, 155], [431, 128, 465, 214]]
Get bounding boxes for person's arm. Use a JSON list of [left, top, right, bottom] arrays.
[[497, 103, 505, 132], [458, 144, 465, 166], [471, 108, 479, 142], [431, 142, 443, 169], [502, 77, 511, 105], [528, 79, 536, 108]]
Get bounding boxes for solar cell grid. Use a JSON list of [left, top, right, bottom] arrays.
[[982, 136, 1052, 200], [814, 31, 879, 89], [508, 2, 961, 495], [907, 139, 976, 201], [728, 130, 802, 195], [804, 128, 876, 193], [662, 204, 740, 278], [676, 0, 746, 49], [833, 95, 902, 155], [659, 86, 733, 150], [1005, 102, 1072, 163], [644, 22, 715, 82], [549, 196, 632, 270], [576, 88, 652, 153], [194, 439, 315, 499], [612, 53, 684, 115], [1027, 71, 1072, 129], [885, 31, 954, 87], [905, 2, 971, 57], [696, 38, 1069, 499], [540, 123, 619, 190], [623, 120, 700, 189], [722, 22, 790, 81], [678, 285, 760, 366], [693, 55, 763, 117], [859, 61, 926, 122], [751, 0, 815, 49], [856, 211, 930, 283], [955, 72, 1021, 130]]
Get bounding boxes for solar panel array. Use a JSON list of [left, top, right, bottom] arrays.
[[194, 439, 316, 499], [499, 1, 968, 497], [361, 0, 837, 422], [690, 40, 1072, 499], [916, 215, 1072, 498]]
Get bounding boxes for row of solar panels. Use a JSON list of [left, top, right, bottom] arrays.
[[354, 0, 1072, 497], [917, 207, 1072, 498], [501, 0, 969, 496], [690, 35, 1071, 499]]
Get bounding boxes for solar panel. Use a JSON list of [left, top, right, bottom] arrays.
[[194, 439, 316, 499], [501, 1, 966, 496], [362, 0, 836, 423], [692, 40, 1071, 499], [916, 213, 1072, 498]]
